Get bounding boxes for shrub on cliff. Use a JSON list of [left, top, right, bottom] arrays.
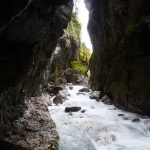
[[64, 12, 92, 76], [70, 60, 87, 75], [65, 13, 81, 42], [70, 43, 92, 77], [79, 42, 91, 64]]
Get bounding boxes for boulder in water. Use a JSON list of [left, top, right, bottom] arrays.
[[65, 107, 81, 112], [101, 95, 112, 105], [90, 91, 100, 100], [69, 86, 73, 90], [79, 88, 90, 92], [53, 94, 64, 105], [51, 86, 64, 95], [118, 114, 124, 117], [59, 89, 69, 99], [132, 118, 140, 122], [81, 109, 86, 113]]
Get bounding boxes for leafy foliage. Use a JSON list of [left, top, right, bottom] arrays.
[[70, 60, 87, 75], [79, 42, 91, 64], [70, 42, 92, 77], [65, 13, 92, 78], [65, 13, 81, 41], [87, 70, 91, 78]]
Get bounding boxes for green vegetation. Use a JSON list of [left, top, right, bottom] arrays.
[[87, 70, 91, 78], [79, 42, 91, 64], [70, 60, 87, 75], [70, 42, 92, 77], [65, 12, 92, 78], [65, 13, 81, 41]]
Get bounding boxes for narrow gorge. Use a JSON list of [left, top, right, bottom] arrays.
[[0, 0, 150, 149]]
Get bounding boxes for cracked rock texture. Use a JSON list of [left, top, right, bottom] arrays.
[[5, 94, 59, 150]]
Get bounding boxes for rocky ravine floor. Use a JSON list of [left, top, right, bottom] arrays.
[[49, 85, 150, 150], [5, 95, 59, 150]]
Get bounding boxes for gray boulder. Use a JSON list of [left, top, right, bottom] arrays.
[[65, 107, 81, 112], [90, 91, 100, 100], [53, 94, 64, 105], [79, 88, 90, 92]]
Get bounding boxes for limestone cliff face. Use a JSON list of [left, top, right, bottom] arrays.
[[49, 13, 81, 84], [88, 0, 150, 115], [48, 35, 80, 84], [0, 0, 73, 139]]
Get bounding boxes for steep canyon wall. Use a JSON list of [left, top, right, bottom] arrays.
[[88, 0, 150, 115], [0, 0, 73, 139]]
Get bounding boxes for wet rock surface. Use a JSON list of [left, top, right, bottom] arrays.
[[49, 86, 64, 95], [65, 107, 81, 112], [88, 0, 150, 115], [101, 95, 112, 105], [132, 118, 141, 122], [79, 87, 90, 92], [53, 94, 64, 105], [90, 91, 100, 100], [69, 86, 73, 90], [5, 94, 59, 150]]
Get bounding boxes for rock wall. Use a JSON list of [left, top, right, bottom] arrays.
[[88, 0, 150, 115], [49, 34, 80, 84], [49, 13, 81, 84], [0, 0, 73, 140]]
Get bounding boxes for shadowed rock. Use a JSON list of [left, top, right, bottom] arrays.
[[0, 0, 73, 140], [65, 107, 81, 112], [53, 94, 64, 105], [88, 0, 150, 115], [0, 140, 28, 150], [69, 86, 73, 90], [101, 95, 112, 105], [79, 88, 90, 92], [132, 118, 140, 122]]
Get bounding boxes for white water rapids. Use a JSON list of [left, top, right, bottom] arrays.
[[48, 85, 150, 150]]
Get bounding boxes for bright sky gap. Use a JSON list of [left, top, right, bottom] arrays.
[[74, 0, 93, 50]]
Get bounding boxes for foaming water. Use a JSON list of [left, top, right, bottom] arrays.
[[49, 85, 150, 150]]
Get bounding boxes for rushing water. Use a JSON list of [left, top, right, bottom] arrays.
[[49, 85, 150, 150]]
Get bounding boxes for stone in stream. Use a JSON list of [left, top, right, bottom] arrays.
[[123, 117, 129, 120], [79, 88, 90, 92], [118, 114, 124, 117], [53, 94, 64, 105], [69, 86, 73, 90], [132, 118, 140, 122], [65, 107, 81, 113], [81, 109, 86, 113], [59, 89, 69, 99], [90, 91, 100, 101], [101, 95, 112, 105], [77, 92, 85, 95], [90, 91, 100, 100], [50, 86, 63, 95]]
